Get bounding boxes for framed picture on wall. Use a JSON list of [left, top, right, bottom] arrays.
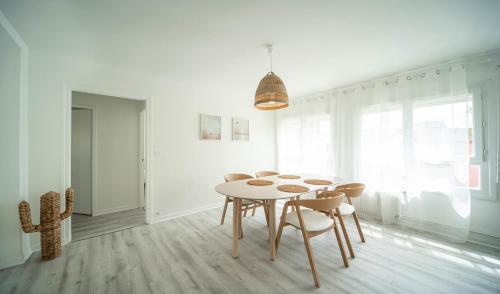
[[232, 118, 249, 141], [200, 114, 221, 140]]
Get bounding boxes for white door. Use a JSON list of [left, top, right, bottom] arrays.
[[71, 108, 93, 215], [139, 109, 146, 208]]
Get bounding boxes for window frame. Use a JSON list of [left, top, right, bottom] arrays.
[[468, 81, 498, 201]]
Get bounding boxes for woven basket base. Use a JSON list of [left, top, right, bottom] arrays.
[[247, 179, 274, 186], [304, 179, 333, 185], [277, 184, 310, 193], [278, 175, 301, 179]]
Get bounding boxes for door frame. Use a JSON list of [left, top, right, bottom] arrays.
[[63, 86, 153, 244], [139, 108, 146, 209], [71, 105, 96, 216], [0, 10, 31, 266]]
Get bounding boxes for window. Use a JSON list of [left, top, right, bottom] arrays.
[[358, 87, 496, 199]]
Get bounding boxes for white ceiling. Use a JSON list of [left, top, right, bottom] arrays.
[[2, 0, 500, 97]]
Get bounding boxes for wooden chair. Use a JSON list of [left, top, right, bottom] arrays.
[[220, 174, 268, 236], [335, 183, 366, 245], [276, 191, 349, 288], [255, 170, 279, 178]]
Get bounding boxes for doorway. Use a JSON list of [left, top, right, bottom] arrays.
[[70, 91, 147, 241]]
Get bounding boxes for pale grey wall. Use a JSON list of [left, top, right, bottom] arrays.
[[71, 108, 93, 215]]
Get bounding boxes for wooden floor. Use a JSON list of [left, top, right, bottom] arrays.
[[71, 208, 145, 241], [1, 206, 500, 294]]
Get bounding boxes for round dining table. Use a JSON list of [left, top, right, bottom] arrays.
[[214, 175, 336, 260]]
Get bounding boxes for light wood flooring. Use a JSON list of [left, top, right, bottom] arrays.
[[1, 206, 500, 293], [71, 208, 145, 241]]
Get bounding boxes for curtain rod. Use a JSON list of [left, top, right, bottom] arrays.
[[292, 49, 500, 102]]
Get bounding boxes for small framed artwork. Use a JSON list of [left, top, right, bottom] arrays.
[[232, 118, 249, 141], [200, 114, 221, 140]]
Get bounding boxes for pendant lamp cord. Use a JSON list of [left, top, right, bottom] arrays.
[[267, 45, 273, 73]]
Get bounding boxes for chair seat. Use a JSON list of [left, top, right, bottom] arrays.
[[338, 202, 355, 215], [286, 209, 334, 231]]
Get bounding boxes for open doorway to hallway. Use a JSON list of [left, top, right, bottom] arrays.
[[71, 91, 147, 241]]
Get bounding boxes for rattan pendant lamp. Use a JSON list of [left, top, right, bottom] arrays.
[[254, 45, 289, 110]]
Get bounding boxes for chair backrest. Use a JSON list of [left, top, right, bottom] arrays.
[[295, 191, 345, 211], [335, 183, 365, 198], [255, 171, 279, 178], [224, 173, 254, 182]]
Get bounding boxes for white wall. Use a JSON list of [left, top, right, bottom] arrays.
[[149, 79, 276, 220], [23, 51, 276, 251], [0, 11, 29, 269], [73, 92, 145, 215]]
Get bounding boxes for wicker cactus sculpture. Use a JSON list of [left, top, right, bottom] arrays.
[[18, 188, 74, 261]]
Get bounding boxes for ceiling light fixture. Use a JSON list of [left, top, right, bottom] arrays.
[[254, 45, 289, 110]]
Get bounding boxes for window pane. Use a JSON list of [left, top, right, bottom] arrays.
[[413, 101, 469, 188], [466, 100, 474, 157], [278, 118, 301, 172], [360, 109, 403, 190], [469, 164, 481, 190], [413, 101, 469, 163], [278, 114, 332, 176]]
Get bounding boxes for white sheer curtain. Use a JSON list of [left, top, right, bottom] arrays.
[[277, 63, 472, 242], [277, 97, 333, 177]]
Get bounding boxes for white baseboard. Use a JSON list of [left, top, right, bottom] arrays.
[[468, 231, 500, 250], [151, 202, 224, 224], [93, 203, 140, 216], [0, 255, 28, 270], [0, 232, 70, 270]]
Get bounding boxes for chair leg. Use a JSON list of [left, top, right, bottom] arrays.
[[243, 205, 248, 217], [299, 228, 321, 288], [275, 204, 290, 253], [332, 218, 349, 268], [336, 211, 355, 258], [289, 197, 295, 212], [252, 205, 256, 216], [352, 211, 365, 243], [239, 209, 243, 239], [220, 197, 230, 225], [275, 223, 285, 253]]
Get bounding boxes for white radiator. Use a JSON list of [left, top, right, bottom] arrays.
[[351, 191, 400, 224], [351, 192, 381, 220]]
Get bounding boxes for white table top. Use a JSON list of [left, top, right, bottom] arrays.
[[214, 175, 339, 200]]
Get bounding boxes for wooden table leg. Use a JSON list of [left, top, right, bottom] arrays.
[[232, 197, 241, 258], [268, 199, 276, 260]]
